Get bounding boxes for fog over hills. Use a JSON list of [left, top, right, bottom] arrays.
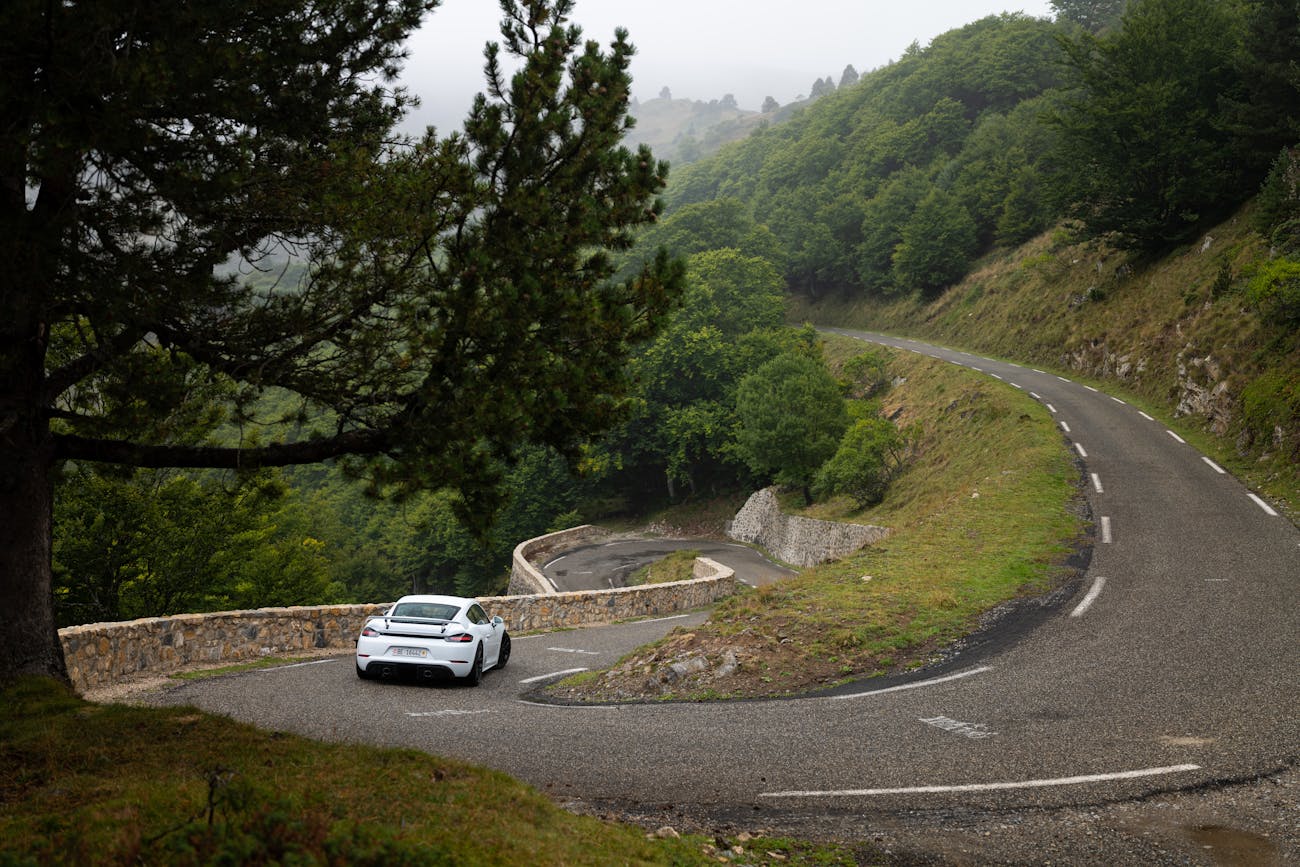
[[395, 0, 1052, 135]]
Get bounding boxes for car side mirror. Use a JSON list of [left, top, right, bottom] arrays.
[[491, 616, 504, 627]]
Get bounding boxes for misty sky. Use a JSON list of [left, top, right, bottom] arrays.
[[398, 0, 1055, 133]]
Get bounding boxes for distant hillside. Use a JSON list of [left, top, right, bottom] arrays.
[[625, 96, 767, 166]]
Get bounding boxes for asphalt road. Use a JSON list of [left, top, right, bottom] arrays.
[[542, 538, 796, 591], [144, 331, 1299, 853]]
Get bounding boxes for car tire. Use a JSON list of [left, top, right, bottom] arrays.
[[495, 633, 511, 671], [356, 662, 373, 680], [464, 645, 483, 686]]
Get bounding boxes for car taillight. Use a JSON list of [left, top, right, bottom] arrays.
[[361, 626, 378, 637], [444, 633, 474, 643]]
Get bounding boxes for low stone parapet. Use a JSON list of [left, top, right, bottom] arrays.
[[508, 524, 611, 594], [59, 558, 737, 695]]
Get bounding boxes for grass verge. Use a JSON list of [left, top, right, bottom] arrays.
[[628, 549, 701, 585], [0, 677, 864, 865]]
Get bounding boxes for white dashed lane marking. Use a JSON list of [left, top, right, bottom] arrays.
[[1248, 494, 1279, 517], [1071, 576, 1107, 617]]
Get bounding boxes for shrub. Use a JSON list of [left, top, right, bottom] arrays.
[[813, 417, 912, 508], [841, 350, 890, 399], [1246, 257, 1300, 324]]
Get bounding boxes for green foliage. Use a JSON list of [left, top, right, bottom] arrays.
[[1246, 257, 1300, 324], [52, 468, 337, 625], [1046, 0, 1251, 249], [813, 417, 912, 508], [841, 350, 891, 399], [606, 249, 794, 499], [1223, 0, 1300, 171], [1240, 372, 1300, 457], [856, 167, 930, 292], [734, 353, 849, 501], [1255, 147, 1300, 250], [1050, 0, 1129, 33], [891, 188, 979, 294], [622, 198, 787, 277]]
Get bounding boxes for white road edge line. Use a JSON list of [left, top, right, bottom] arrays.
[[1075, 443, 1088, 458], [516, 700, 622, 710], [826, 666, 992, 701], [1091, 473, 1104, 493], [1167, 430, 1186, 444], [263, 659, 337, 671], [1248, 494, 1279, 517], [759, 764, 1201, 798], [1085, 385, 1099, 393], [1070, 576, 1107, 617], [519, 667, 588, 684], [1060, 421, 1071, 433], [637, 613, 695, 624], [1202, 457, 1226, 474], [1046, 403, 1057, 413], [1138, 411, 1154, 421], [1100, 516, 1112, 544]]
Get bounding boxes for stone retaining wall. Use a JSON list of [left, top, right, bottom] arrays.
[[60, 559, 735, 695], [508, 524, 611, 594], [727, 487, 889, 567]]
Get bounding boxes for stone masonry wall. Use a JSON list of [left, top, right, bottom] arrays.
[[727, 487, 889, 567], [60, 560, 735, 695], [508, 524, 611, 594]]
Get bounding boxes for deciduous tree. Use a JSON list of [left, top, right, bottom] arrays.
[[1046, 0, 1249, 249], [734, 353, 848, 504]]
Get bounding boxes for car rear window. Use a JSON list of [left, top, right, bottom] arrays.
[[391, 602, 459, 620]]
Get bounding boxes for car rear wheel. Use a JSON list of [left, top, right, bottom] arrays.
[[495, 633, 511, 671], [464, 645, 483, 686]]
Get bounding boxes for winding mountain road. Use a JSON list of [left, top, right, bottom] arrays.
[[147, 331, 1299, 852], [543, 537, 795, 591]]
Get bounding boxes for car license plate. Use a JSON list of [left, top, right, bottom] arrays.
[[391, 647, 428, 658]]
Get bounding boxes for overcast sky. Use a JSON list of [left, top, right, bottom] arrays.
[[398, 0, 1055, 133]]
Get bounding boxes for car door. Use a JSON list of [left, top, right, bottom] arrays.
[[467, 603, 501, 666]]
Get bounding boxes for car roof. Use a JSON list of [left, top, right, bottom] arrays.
[[392, 594, 476, 608]]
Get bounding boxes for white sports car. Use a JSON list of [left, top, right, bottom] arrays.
[[355, 595, 511, 685]]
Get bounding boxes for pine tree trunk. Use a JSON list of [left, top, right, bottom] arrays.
[[0, 298, 69, 685]]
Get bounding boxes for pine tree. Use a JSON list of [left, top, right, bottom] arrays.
[[0, 0, 683, 683]]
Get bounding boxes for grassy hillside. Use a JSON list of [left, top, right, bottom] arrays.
[[790, 206, 1300, 519]]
